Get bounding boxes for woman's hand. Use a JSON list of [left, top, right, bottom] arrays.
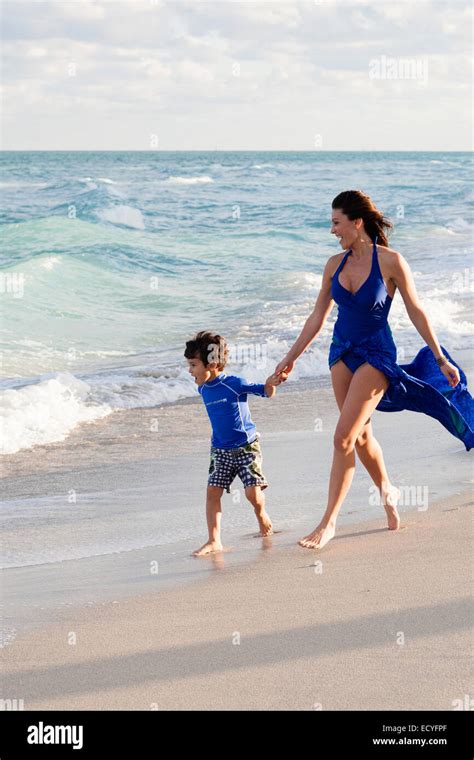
[[440, 360, 460, 388], [274, 356, 295, 381]]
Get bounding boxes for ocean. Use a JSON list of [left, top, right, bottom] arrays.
[[1, 151, 472, 455]]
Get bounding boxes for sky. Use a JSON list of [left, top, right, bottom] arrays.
[[1, 0, 472, 151]]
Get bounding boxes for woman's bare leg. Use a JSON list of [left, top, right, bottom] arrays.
[[354, 425, 400, 529], [330, 360, 400, 529], [299, 362, 390, 549]]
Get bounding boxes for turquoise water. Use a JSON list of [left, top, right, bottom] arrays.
[[1, 151, 473, 453]]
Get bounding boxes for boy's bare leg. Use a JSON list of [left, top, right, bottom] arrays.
[[193, 486, 224, 556], [245, 486, 273, 536]]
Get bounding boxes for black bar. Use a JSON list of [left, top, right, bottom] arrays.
[[1, 710, 472, 757]]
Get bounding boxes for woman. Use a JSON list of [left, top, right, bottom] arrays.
[[275, 190, 473, 550]]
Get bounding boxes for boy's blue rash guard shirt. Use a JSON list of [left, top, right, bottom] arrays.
[[198, 373, 268, 449]]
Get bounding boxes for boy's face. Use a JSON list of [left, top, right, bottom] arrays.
[[186, 356, 220, 386]]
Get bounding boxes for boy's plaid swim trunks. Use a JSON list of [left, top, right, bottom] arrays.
[[208, 436, 269, 493]]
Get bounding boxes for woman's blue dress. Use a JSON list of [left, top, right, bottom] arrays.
[[328, 237, 474, 451]]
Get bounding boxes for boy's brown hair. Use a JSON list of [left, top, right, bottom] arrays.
[[184, 331, 229, 370]]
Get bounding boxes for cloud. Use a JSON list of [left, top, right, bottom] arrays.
[[2, 0, 471, 149]]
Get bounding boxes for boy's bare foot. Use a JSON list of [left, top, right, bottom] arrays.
[[255, 509, 273, 536], [193, 540, 223, 557], [298, 522, 335, 550], [381, 484, 401, 530]]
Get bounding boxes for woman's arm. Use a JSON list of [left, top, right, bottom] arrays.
[[275, 257, 336, 374], [391, 251, 460, 387]]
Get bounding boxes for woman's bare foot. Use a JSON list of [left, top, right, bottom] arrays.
[[255, 509, 273, 537], [381, 484, 401, 530], [193, 540, 223, 557], [298, 522, 335, 550]]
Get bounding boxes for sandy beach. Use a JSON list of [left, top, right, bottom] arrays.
[[1, 488, 472, 711], [1, 365, 473, 710]]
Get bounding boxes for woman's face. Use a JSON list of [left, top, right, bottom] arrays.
[[331, 208, 360, 249]]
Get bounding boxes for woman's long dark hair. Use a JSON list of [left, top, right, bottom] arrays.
[[332, 190, 393, 246]]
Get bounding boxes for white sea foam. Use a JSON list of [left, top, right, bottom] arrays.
[[87, 368, 197, 409], [78, 177, 98, 190], [80, 176, 116, 183], [38, 255, 62, 269], [0, 372, 112, 455], [96, 204, 145, 229], [163, 175, 214, 185], [0, 367, 201, 455]]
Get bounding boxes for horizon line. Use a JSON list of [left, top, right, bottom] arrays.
[[1, 149, 472, 153]]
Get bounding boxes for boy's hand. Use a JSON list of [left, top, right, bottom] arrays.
[[266, 371, 287, 386], [264, 371, 288, 397]]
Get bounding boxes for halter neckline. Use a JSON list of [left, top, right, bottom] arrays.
[[337, 236, 380, 298], [347, 235, 378, 258]]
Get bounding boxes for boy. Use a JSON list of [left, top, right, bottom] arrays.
[[184, 331, 286, 556]]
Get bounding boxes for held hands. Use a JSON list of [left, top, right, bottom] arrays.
[[266, 371, 288, 387], [440, 360, 460, 388], [264, 371, 287, 398], [274, 356, 295, 382]]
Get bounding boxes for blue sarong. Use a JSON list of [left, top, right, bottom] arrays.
[[329, 327, 474, 452]]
